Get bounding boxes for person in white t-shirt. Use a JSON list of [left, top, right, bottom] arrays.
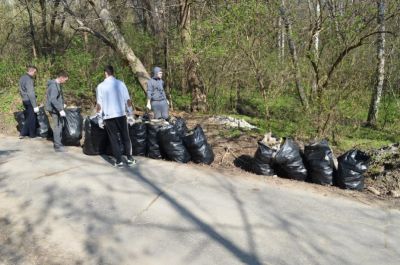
[[96, 65, 135, 167]]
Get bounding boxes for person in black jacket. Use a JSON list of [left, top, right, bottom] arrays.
[[19, 65, 38, 139], [45, 71, 69, 152]]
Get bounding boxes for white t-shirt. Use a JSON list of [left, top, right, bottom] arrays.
[[96, 76, 130, 120]]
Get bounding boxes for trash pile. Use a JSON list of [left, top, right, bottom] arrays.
[[208, 116, 258, 130], [83, 115, 215, 165], [365, 144, 400, 197], [247, 134, 370, 191], [14, 109, 376, 193]]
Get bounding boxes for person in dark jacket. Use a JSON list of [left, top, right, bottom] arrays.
[[45, 71, 69, 152], [19, 65, 38, 139], [146, 67, 169, 119]]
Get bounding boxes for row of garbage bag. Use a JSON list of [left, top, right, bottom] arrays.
[[15, 108, 214, 165], [251, 138, 370, 191], [15, 108, 370, 191], [83, 115, 215, 165]]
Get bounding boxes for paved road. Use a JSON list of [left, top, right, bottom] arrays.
[[0, 136, 399, 265]]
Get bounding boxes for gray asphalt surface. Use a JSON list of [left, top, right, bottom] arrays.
[[0, 136, 399, 265]]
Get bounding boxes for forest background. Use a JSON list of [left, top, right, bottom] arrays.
[[0, 0, 399, 151]]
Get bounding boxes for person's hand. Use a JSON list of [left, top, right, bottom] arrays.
[[64, 104, 67, 108], [166, 100, 170, 106], [59, 110, 66, 117], [127, 115, 134, 126], [127, 106, 133, 115], [98, 118, 104, 129], [33, 107, 39, 113], [146, 101, 151, 110]]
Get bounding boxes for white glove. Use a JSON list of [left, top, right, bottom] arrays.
[[146, 101, 151, 110], [64, 104, 67, 108], [59, 110, 66, 117], [127, 115, 134, 126], [127, 106, 133, 115], [166, 100, 170, 106], [33, 107, 39, 113], [98, 118, 104, 129]]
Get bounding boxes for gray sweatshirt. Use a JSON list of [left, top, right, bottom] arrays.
[[19, 74, 37, 108], [45, 80, 64, 113], [147, 67, 166, 101]]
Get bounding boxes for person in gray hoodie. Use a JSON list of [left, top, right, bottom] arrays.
[[19, 65, 38, 138], [146, 67, 169, 119], [45, 71, 69, 152]]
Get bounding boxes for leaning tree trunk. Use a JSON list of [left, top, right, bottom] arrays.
[[367, 0, 386, 127], [280, 0, 309, 109], [88, 0, 150, 93], [180, 0, 207, 112]]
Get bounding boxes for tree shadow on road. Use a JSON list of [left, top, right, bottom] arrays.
[[0, 148, 399, 265]]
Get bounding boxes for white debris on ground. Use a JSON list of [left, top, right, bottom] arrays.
[[208, 115, 258, 130]]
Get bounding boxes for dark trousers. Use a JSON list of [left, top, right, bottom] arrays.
[[21, 100, 36, 138], [50, 113, 63, 148], [105, 116, 132, 163]]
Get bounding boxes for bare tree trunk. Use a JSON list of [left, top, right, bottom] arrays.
[[179, 0, 207, 112], [143, 0, 166, 66], [367, 0, 386, 126], [50, 0, 60, 40], [278, 16, 285, 62], [24, 0, 39, 58], [280, 0, 309, 109], [87, 0, 151, 93], [39, 0, 49, 56], [308, 0, 321, 98]]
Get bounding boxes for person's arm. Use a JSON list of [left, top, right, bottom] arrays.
[[146, 80, 152, 109], [25, 78, 38, 109], [96, 85, 103, 115], [48, 83, 63, 112], [95, 85, 105, 128]]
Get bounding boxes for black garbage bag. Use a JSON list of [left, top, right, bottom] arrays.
[[146, 122, 164, 159], [335, 149, 370, 191], [171, 117, 188, 138], [14, 111, 25, 132], [252, 141, 275, 176], [234, 155, 254, 172], [83, 116, 109, 155], [274, 138, 308, 181], [14, 108, 52, 138], [62, 108, 83, 146], [304, 140, 335, 185], [36, 107, 52, 138], [183, 125, 214, 164], [129, 121, 147, 156], [159, 125, 191, 163]]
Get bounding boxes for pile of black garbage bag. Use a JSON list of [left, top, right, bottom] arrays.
[[250, 138, 370, 191], [14, 107, 83, 146], [83, 116, 214, 165]]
